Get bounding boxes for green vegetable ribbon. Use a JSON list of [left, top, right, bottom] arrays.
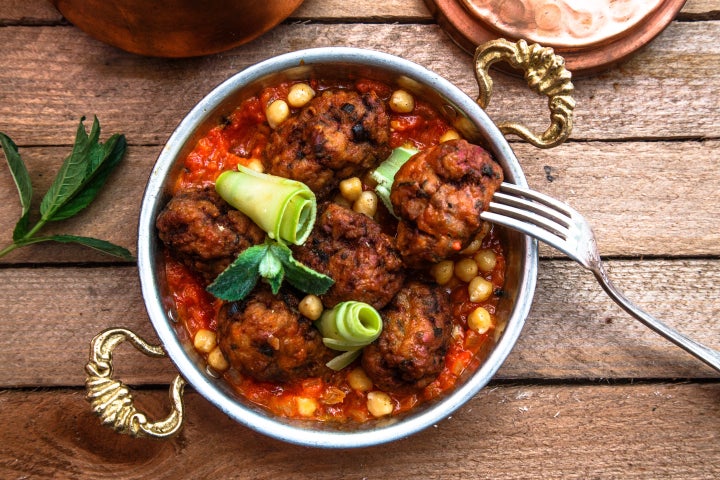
[[370, 146, 418, 218], [315, 301, 383, 371], [215, 165, 316, 246]]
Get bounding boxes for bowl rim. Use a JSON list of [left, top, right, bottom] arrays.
[[137, 46, 538, 448]]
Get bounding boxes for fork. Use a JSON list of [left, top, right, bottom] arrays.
[[481, 182, 720, 373]]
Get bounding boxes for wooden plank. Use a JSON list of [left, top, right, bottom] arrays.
[[0, 21, 719, 145], [0, 1, 63, 23], [2, 140, 718, 265], [0, 383, 717, 478], [293, 0, 432, 20], [681, 0, 720, 17], [1, 259, 717, 388]]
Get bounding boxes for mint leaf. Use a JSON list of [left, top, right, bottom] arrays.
[[270, 242, 334, 295], [206, 243, 268, 301], [42, 235, 133, 260], [258, 247, 284, 294], [40, 116, 98, 220], [0, 132, 33, 240], [50, 133, 127, 221], [206, 239, 334, 302], [0, 117, 132, 262]]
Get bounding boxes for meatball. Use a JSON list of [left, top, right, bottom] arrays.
[[293, 202, 406, 310], [217, 287, 332, 383], [390, 139, 503, 267], [361, 281, 452, 391], [156, 186, 265, 283], [264, 89, 391, 198]]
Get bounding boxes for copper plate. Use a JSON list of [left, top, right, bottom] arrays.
[[425, 0, 687, 76]]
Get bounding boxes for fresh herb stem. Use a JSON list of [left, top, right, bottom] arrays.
[[0, 243, 18, 258], [0, 117, 133, 261]]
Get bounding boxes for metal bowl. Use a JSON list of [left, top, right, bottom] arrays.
[[94, 45, 573, 448]]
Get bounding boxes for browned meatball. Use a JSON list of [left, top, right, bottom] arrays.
[[390, 139, 503, 267], [217, 288, 332, 383], [156, 186, 265, 283], [292, 202, 406, 310], [361, 281, 452, 391], [264, 89, 391, 198]]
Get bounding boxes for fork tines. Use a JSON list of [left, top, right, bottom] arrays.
[[481, 182, 573, 252]]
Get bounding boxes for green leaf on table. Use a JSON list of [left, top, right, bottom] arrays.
[[0, 116, 131, 262], [39, 116, 127, 222], [40, 116, 98, 220], [50, 133, 127, 221], [44, 235, 134, 260], [0, 132, 33, 240]]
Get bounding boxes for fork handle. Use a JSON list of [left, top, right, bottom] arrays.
[[592, 264, 720, 373]]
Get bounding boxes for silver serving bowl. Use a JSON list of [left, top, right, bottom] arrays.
[[133, 46, 550, 448]]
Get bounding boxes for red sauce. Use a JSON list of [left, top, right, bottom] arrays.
[[164, 79, 507, 422]]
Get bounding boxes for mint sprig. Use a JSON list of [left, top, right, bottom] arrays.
[[0, 116, 133, 260], [207, 238, 334, 302]]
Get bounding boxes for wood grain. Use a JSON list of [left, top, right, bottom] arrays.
[[0, 21, 719, 146], [1, 259, 717, 388], [0, 383, 718, 478]]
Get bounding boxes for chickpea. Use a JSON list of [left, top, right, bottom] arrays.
[[296, 397, 319, 417], [193, 328, 217, 353], [266, 99, 289, 129], [245, 158, 264, 173], [439, 129, 461, 143], [347, 367, 373, 391], [468, 276, 493, 303], [207, 346, 229, 372], [467, 306, 493, 334], [389, 89, 415, 113], [474, 249, 497, 273], [353, 190, 378, 218], [287, 83, 316, 108], [299, 294, 323, 321], [367, 391, 394, 417], [431, 260, 455, 285], [460, 238, 482, 255], [339, 177, 363, 202], [454, 258, 478, 283]]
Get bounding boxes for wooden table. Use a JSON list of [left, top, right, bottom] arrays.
[[1, 1, 719, 477]]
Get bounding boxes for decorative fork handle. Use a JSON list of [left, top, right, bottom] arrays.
[[592, 262, 720, 373]]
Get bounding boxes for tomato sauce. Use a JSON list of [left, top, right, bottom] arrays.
[[163, 79, 507, 422]]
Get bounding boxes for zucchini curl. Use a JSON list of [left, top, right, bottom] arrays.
[[215, 165, 316, 245], [315, 301, 383, 371]]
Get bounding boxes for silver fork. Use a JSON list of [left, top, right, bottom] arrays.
[[481, 182, 720, 373]]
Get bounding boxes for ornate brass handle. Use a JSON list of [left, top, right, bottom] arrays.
[[85, 328, 186, 438], [474, 38, 575, 149]]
